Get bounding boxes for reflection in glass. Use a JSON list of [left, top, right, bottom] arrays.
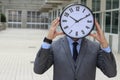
[[113, 0, 119, 9], [93, 13, 101, 31], [105, 12, 111, 33], [26, 11, 48, 29], [112, 11, 118, 34], [92, 0, 100, 11], [81, 0, 86, 5], [106, 0, 111, 10], [95, 13, 101, 24], [106, 0, 119, 10], [58, 9, 61, 16]]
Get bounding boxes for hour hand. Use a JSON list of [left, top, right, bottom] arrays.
[[69, 16, 78, 22]]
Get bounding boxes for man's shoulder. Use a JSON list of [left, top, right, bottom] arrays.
[[84, 38, 100, 47], [52, 36, 66, 45]]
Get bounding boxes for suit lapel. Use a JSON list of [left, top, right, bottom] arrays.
[[76, 38, 88, 72], [62, 36, 75, 72]]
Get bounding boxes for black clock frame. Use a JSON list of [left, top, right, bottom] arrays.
[[60, 4, 95, 39]]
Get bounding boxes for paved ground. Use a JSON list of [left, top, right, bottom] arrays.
[[0, 28, 119, 80]]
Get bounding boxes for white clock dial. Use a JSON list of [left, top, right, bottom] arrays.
[[60, 4, 94, 38]]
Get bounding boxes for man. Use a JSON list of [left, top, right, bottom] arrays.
[[34, 18, 117, 80]]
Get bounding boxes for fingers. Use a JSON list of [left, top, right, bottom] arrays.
[[51, 17, 60, 29], [95, 19, 102, 32]]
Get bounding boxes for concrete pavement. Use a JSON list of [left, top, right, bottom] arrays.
[[0, 28, 119, 80]]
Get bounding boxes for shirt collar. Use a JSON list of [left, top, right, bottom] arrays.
[[66, 36, 82, 45]]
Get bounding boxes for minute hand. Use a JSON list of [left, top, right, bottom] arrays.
[[77, 14, 90, 22]]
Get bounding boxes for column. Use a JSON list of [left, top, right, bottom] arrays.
[[87, 0, 92, 9], [101, 0, 106, 30], [78, 0, 81, 4], [118, 7, 120, 53], [21, 10, 27, 28]]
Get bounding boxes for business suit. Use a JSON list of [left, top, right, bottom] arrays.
[[34, 36, 117, 80]]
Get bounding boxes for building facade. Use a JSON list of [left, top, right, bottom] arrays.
[[0, 0, 49, 29], [47, 0, 120, 53], [0, 0, 120, 53]]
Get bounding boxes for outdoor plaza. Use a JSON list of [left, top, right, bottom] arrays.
[[0, 28, 119, 80]]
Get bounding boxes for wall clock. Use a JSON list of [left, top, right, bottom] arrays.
[[60, 4, 94, 38]]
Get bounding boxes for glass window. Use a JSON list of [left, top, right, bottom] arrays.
[[112, 11, 118, 34], [37, 12, 40, 22], [27, 11, 49, 29], [81, 0, 87, 5], [105, 11, 119, 34], [8, 23, 12, 28], [113, 0, 119, 9], [106, 0, 119, 10], [58, 9, 61, 16], [49, 12, 52, 23], [0, 5, 2, 13], [106, 0, 112, 10], [93, 13, 101, 31], [27, 11, 31, 22], [32, 11, 36, 22], [8, 10, 22, 22], [18, 11, 22, 22], [94, 13, 101, 23], [92, 0, 100, 11], [105, 12, 111, 33], [53, 11, 54, 19], [62, 7, 65, 11]]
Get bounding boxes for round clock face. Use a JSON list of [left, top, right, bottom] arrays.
[[60, 4, 94, 38]]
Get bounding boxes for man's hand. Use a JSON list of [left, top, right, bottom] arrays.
[[89, 20, 108, 48], [47, 17, 63, 40]]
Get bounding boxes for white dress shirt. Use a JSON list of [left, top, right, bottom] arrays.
[[41, 37, 111, 55]]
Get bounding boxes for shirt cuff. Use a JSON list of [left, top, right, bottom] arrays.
[[101, 46, 111, 53], [41, 42, 51, 49]]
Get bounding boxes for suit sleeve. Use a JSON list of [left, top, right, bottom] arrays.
[[97, 50, 117, 78], [34, 47, 53, 74]]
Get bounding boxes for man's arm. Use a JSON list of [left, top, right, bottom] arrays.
[[89, 20, 117, 77], [34, 18, 63, 74], [97, 50, 117, 77], [34, 46, 53, 74]]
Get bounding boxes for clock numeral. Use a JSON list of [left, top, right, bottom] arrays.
[[69, 8, 74, 13], [86, 13, 90, 17], [64, 26, 69, 29], [86, 26, 90, 29], [76, 6, 80, 11], [87, 20, 92, 23], [62, 20, 67, 22], [81, 30, 85, 34], [82, 9, 86, 13], [69, 30, 73, 34], [64, 12, 69, 17], [76, 31, 78, 36]]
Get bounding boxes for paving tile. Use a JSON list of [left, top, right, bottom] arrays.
[[0, 28, 119, 80]]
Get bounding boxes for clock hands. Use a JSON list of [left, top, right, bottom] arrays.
[[69, 16, 78, 29], [69, 14, 91, 29], [69, 14, 91, 23], [69, 16, 78, 23], [77, 14, 90, 22], [69, 14, 90, 29]]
